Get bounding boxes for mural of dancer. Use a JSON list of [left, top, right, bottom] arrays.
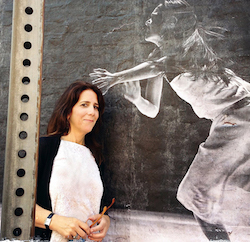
[[90, 0, 250, 241]]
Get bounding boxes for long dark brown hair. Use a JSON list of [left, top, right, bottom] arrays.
[[47, 81, 105, 164], [160, 0, 231, 82]]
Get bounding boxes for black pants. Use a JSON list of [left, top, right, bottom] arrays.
[[194, 214, 230, 241]]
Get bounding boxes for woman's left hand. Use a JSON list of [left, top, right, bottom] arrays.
[[124, 81, 141, 104], [87, 214, 110, 241]]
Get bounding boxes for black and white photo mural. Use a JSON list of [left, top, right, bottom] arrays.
[[1, 0, 249, 241], [89, 0, 250, 241]]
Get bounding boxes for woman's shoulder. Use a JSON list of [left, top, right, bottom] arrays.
[[38, 135, 62, 169], [40, 134, 61, 142], [170, 72, 194, 85], [39, 135, 61, 152]]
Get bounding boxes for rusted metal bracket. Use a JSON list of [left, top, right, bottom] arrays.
[[1, 0, 44, 240]]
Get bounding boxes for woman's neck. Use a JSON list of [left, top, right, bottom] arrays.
[[61, 132, 85, 146]]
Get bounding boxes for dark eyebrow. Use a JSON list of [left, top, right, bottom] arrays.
[[79, 101, 99, 106]]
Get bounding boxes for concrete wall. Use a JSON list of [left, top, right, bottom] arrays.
[[39, 0, 210, 213]]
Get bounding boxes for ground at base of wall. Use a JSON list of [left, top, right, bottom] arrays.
[[0, 206, 250, 242], [104, 209, 250, 242]]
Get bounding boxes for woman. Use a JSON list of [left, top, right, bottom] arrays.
[[35, 81, 110, 241], [90, 1, 250, 241]]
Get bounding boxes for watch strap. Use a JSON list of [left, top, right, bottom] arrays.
[[44, 212, 55, 230]]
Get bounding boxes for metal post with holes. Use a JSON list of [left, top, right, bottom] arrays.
[[1, 0, 44, 240]]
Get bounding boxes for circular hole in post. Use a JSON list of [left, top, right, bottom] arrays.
[[24, 41, 32, 49], [17, 169, 26, 177], [24, 24, 32, 32], [22, 77, 30, 85], [18, 150, 26, 158], [19, 131, 28, 140], [16, 188, 24, 197], [21, 94, 29, 103], [20, 113, 28, 121], [23, 59, 31, 66], [14, 207, 23, 216], [13, 227, 22, 237], [25, 7, 33, 15]]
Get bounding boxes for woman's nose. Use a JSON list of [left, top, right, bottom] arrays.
[[145, 18, 152, 26], [88, 106, 95, 115]]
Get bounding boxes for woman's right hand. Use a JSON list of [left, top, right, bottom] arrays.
[[50, 214, 90, 240], [90, 68, 118, 95]]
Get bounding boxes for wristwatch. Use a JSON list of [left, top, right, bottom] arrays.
[[44, 212, 55, 230]]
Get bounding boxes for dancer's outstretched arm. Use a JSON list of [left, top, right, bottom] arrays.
[[90, 57, 166, 95], [124, 74, 164, 118]]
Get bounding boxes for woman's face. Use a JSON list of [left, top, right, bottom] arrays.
[[68, 89, 99, 137], [145, 4, 165, 45], [145, 4, 179, 46]]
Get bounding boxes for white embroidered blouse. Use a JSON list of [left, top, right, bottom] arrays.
[[49, 140, 103, 242]]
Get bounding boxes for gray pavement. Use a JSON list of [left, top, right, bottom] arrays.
[[0, 206, 250, 241]]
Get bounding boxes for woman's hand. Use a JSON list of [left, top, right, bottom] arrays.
[[124, 81, 141, 104], [49, 214, 90, 240], [87, 214, 110, 241], [90, 68, 119, 95]]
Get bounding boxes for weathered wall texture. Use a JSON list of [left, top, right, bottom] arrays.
[[0, 0, 250, 222], [40, 0, 212, 214]]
